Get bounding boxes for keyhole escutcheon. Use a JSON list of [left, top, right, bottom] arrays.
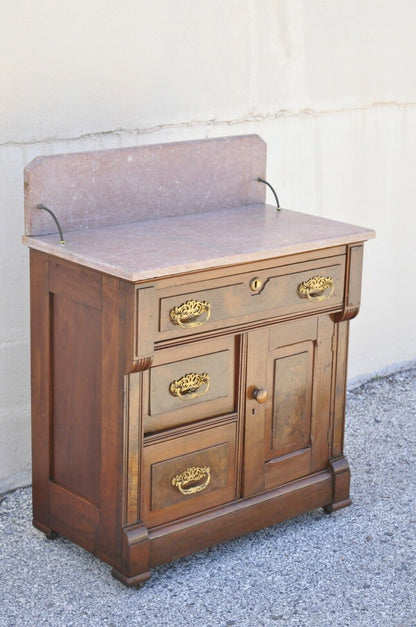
[[249, 277, 262, 292]]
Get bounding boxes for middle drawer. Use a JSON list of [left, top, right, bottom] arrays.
[[143, 335, 237, 434]]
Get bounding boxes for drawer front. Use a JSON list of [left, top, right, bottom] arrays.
[[143, 335, 236, 433], [155, 254, 346, 340], [142, 422, 237, 527]]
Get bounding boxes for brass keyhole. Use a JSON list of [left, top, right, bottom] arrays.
[[250, 277, 262, 292]]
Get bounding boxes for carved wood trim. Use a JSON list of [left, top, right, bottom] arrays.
[[130, 356, 154, 373], [116, 524, 150, 583], [333, 244, 364, 322], [324, 455, 352, 513], [333, 305, 360, 322]]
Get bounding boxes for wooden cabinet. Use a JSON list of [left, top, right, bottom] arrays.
[[24, 136, 374, 586]]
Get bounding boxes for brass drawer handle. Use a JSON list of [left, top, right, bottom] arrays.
[[170, 299, 211, 328], [172, 466, 211, 495], [298, 276, 335, 302], [169, 372, 210, 401]]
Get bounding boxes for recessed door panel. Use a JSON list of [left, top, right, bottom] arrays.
[[270, 344, 313, 457], [243, 316, 333, 496]]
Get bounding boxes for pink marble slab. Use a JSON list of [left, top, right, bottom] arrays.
[[24, 135, 266, 236], [23, 206, 375, 282]]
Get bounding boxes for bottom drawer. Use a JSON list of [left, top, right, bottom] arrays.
[[141, 422, 237, 527]]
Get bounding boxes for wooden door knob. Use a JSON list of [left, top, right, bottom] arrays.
[[253, 387, 268, 403]]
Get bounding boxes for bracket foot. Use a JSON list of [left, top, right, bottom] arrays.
[[111, 567, 151, 588]]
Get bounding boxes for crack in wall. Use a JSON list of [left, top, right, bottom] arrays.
[[1, 101, 416, 147]]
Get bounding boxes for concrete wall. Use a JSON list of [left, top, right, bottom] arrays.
[[1, 0, 415, 491]]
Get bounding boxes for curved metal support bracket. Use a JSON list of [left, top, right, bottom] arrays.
[[257, 178, 281, 210], [37, 204, 65, 244]]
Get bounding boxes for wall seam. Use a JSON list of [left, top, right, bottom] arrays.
[[2, 100, 416, 147]]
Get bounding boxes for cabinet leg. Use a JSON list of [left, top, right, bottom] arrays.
[[33, 518, 59, 539], [111, 567, 151, 588], [113, 524, 151, 587], [323, 498, 352, 514], [323, 456, 352, 513]]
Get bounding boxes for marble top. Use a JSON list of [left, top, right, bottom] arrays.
[[23, 205, 375, 282], [24, 135, 266, 236]]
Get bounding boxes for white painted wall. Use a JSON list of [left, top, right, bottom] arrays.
[[1, 0, 415, 491]]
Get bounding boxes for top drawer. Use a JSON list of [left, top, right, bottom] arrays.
[[138, 253, 346, 342]]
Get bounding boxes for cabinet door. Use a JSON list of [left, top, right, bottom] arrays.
[[243, 315, 334, 497]]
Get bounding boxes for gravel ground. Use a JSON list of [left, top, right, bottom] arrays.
[[1, 368, 415, 627]]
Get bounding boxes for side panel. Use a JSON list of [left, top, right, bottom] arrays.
[[30, 253, 130, 566], [51, 291, 102, 505]]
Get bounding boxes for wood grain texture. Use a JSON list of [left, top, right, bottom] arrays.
[[150, 351, 230, 416], [48, 482, 99, 554], [97, 274, 126, 565], [331, 321, 350, 458], [310, 315, 334, 473], [143, 336, 236, 434], [150, 442, 229, 511], [333, 244, 364, 322], [323, 456, 352, 513], [141, 421, 237, 527], [30, 250, 51, 530], [116, 524, 150, 583], [50, 291, 102, 505], [270, 344, 313, 455], [149, 471, 333, 568], [157, 254, 346, 341], [249, 315, 333, 492], [124, 373, 141, 526], [264, 448, 311, 490], [242, 327, 269, 497], [48, 257, 102, 309]]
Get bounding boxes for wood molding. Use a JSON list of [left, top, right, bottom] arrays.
[[333, 305, 360, 322], [116, 524, 150, 583], [130, 356, 153, 373], [323, 456, 352, 513], [333, 244, 364, 323]]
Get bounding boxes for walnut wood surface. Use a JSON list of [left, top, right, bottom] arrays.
[[29, 238, 368, 585], [156, 254, 346, 341], [142, 421, 237, 527], [50, 287, 101, 505], [143, 335, 236, 433], [148, 471, 333, 569]]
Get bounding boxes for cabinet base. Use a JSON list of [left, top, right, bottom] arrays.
[[113, 469, 334, 587], [111, 568, 152, 588], [32, 465, 352, 587], [323, 498, 352, 513]]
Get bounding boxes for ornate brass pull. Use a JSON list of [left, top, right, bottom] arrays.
[[172, 466, 211, 495], [170, 299, 211, 328], [169, 372, 210, 401], [298, 276, 335, 302]]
